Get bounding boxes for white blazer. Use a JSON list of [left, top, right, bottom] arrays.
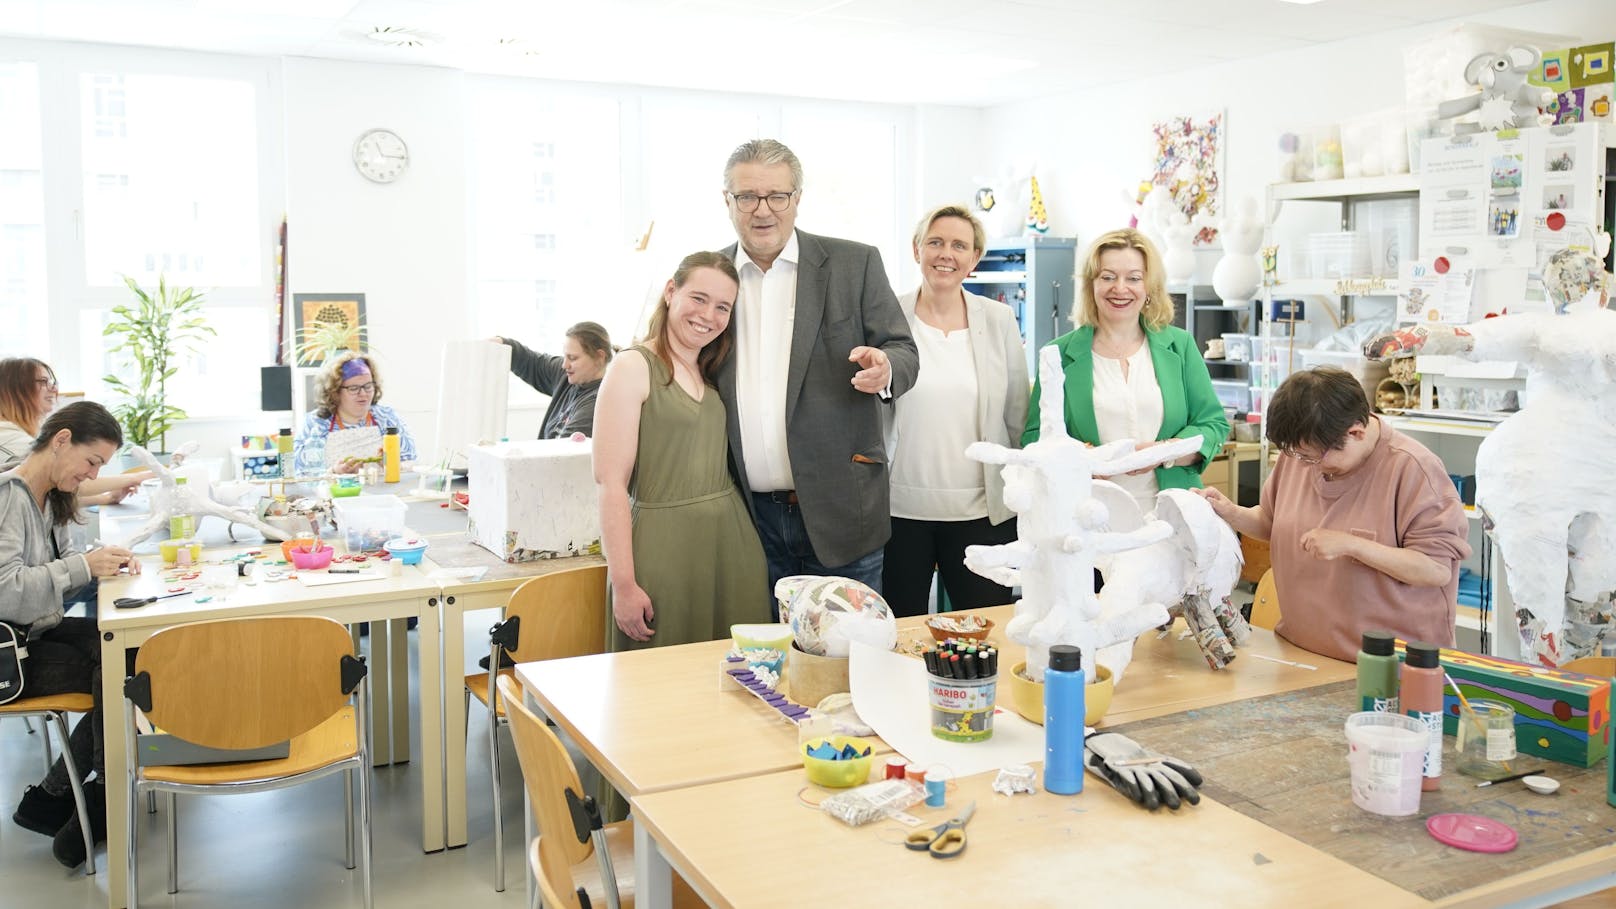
[[885, 287, 1031, 525]]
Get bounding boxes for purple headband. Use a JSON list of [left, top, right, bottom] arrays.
[[340, 358, 372, 381]]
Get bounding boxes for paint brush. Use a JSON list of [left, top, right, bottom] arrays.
[[1446, 671, 1513, 772], [1248, 653, 1318, 671], [1474, 768, 1545, 788]]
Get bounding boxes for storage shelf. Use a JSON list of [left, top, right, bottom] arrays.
[[1381, 413, 1498, 439], [1194, 302, 1255, 311], [1269, 174, 1420, 202], [1274, 277, 1400, 297]]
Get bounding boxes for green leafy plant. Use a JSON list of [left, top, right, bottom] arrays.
[[293, 317, 372, 368], [102, 275, 215, 452]]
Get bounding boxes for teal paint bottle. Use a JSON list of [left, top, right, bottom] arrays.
[[1357, 630, 1399, 713]]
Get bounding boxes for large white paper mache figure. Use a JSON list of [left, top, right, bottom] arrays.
[[117, 442, 294, 549]]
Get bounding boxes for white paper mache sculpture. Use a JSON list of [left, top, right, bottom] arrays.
[[1365, 243, 1615, 665], [117, 442, 293, 548], [963, 346, 1225, 683]]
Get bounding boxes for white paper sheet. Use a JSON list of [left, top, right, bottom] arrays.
[[848, 641, 1043, 778], [323, 425, 383, 469]]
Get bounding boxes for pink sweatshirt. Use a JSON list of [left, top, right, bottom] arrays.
[[1262, 418, 1472, 662]]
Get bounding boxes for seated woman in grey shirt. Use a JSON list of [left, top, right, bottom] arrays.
[[494, 322, 615, 438]]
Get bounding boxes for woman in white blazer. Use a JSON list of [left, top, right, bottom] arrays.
[[882, 205, 1029, 617]]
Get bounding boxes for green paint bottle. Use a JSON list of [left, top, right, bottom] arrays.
[[1357, 630, 1399, 713]]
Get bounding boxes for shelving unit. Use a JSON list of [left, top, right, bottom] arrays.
[[964, 235, 1077, 376]]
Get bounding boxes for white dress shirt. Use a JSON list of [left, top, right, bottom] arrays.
[[734, 232, 800, 492], [1092, 345, 1164, 515]]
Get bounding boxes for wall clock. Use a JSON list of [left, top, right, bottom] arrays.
[[353, 128, 409, 184]]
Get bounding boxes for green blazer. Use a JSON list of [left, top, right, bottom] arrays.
[[1021, 324, 1228, 491]]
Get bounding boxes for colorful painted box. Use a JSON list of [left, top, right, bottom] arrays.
[[1397, 643, 1609, 768]]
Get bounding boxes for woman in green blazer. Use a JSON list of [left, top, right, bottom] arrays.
[[1023, 228, 1227, 511]]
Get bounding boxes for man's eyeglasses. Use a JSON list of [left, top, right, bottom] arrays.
[[1281, 447, 1325, 465], [340, 382, 376, 395], [726, 190, 798, 213]]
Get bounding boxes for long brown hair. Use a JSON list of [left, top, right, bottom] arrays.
[[0, 357, 56, 435], [27, 401, 123, 527], [644, 252, 740, 387]]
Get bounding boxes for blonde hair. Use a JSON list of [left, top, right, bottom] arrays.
[[1077, 228, 1174, 331], [912, 204, 986, 255]]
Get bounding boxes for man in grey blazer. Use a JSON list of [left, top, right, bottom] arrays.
[[717, 139, 918, 615]]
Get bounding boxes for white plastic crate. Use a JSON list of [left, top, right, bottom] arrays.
[[1307, 232, 1372, 279], [1210, 379, 1251, 412]]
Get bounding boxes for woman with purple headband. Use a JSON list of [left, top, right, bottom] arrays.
[[293, 352, 417, 475]]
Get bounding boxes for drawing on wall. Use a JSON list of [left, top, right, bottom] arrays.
[[291, 293, 368, 367], [1143, 111, 1224, 246]]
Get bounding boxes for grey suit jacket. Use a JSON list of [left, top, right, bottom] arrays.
[[719, 229, 919, 567]]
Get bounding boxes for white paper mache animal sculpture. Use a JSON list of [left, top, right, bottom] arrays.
[[1364, 249, 1616, 665], [117, 442, 293, 549], [1209, 196, 1264, 304], [1436, 45, 1555, 133], [963, 345, 1220, 684]]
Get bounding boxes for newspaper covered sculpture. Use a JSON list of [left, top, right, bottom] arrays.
[[964, 345, 1210, 683], [116, 442, 293, 548], [1364, 243, 1615, 665]]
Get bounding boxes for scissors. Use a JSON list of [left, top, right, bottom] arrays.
[[113, 591, 191, 610], [905, 801, 974, 859]]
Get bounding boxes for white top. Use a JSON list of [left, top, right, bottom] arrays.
[[0, 420, 31, 463], [733, 232, 800, 492], [890, 318, 985, 520], [1092, 345, 1164, 515]]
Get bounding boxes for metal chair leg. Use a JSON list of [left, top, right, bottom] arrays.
[[490, 701, 505, 891], [344, 771, 355, 870], [127, 783, 139, 909], [165, 792, 178, 894], [147, 790, 156, 814], [47, 712, 95, 877]]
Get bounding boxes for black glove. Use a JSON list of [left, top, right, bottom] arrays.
[[1084, 732, 1203, 811]]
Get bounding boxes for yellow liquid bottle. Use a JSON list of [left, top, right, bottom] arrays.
[[383, 427, 401, 483]]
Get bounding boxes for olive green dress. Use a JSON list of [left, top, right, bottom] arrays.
[[608, 346, 768, 652]]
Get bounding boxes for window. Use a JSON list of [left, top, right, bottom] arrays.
[[782, 109, 900, 286], [639, 103, 761, 285], [470, 86, 623, 388], [79, 73, 261, 288], [0, 62, 47, 358]]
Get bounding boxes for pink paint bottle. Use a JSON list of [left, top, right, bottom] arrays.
[[1402, 641, 1444, 791]]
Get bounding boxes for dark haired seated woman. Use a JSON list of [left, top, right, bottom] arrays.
[[493, 321, 615, 438], [2, 401, 142, 867], [1195, 367, 1470, 662]]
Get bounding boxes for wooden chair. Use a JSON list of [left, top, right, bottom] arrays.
[[122, 616, 371, 909], [464, 564, 608, 892], [1250, 569, 1280, 631], [500, 674, 702, 909], [0, 692, 97, 875]]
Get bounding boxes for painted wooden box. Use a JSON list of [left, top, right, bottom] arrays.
[[466, 438, 601, 563], [1397, 643, 1610, 768]]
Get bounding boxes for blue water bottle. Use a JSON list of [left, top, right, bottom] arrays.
[[1044, 644, 1085, 795]]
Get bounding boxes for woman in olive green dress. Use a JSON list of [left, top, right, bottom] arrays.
[[594, 251, 768, 650]]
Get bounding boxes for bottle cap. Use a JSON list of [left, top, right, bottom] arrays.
[[1048, 645, 1082, 672], [1406, 641, 1441, 669], [279, 428, 292, 435], [1361, 630, 1396, 657], [385, 427, 400, 435]]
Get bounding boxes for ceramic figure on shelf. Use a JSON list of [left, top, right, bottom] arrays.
[[1129, 184, 1174, 261], [1363, 233, 1616, 665], [1209, 196, 1263, 303], [1025, 175, 1050, 235], [1161, 211, 1200, 284]]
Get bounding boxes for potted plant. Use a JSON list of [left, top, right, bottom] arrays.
[[294, 317, 372, 368], [103, 275, 215, 453]]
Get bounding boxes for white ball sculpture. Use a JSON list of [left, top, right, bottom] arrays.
[[1211, 196, 1264, 303]]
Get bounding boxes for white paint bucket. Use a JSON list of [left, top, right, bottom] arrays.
[[1345, 711, 1429, 816]]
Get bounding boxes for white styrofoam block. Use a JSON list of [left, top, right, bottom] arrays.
[[466, 438, 600, 562]]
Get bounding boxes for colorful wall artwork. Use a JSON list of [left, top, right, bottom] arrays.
[[1144, 111, 1225, 246], [291, 293, 368, 367], [1532, 42, 1615, 124]]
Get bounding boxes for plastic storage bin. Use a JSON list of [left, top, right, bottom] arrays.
[[1250, 337, 1299, 388], [1220, 333, 1252, 362], [333, 494, 409, 553], [1308, 232, 1373, 279], [1297, 348, 1391, 402], [1249, 383, 1269, 415], [1340, 109, 1411, 179], [1210, 379, 1251, 412]]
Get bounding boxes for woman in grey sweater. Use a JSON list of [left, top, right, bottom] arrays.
[[3, 401, 140, 868], [495, 321, 614, 438]]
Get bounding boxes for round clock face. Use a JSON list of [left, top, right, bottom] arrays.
[[353, 128, 408, 183]]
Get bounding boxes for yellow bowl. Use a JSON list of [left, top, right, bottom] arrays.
[[802, 734, 874, 789], [1006, 661, 1114, 727], [158, 539, 203, 565], [731, 623, 793, 653]]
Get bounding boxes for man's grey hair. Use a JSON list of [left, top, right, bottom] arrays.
[[723, 139, 804, 191]]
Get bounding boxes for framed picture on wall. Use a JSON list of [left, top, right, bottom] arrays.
[[291, 293, 368, 367]]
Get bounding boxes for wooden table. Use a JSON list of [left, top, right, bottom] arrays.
[[97, 552, 445, 909], [424, 532, 605, 848], [516, 605, 1358, 908]]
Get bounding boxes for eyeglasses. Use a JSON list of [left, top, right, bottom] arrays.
[[36, 378, 58, 392], [340, 382, 376, 395], [726, 190, 798, 213], [1281, 447, 1326, 465]]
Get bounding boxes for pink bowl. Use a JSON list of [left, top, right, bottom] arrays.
[[289, 544, 335, 570]]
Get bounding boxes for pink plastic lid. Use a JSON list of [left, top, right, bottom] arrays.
[[1426, 814, 1518, 853]]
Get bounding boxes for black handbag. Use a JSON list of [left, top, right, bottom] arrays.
[[0, 620, 26, 705]]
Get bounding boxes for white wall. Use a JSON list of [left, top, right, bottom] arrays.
[[979, 0, 1612, 286]]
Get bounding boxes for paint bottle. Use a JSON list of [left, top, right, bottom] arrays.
[[167, 476, 196, 540], [383, 427, 401, 483], [1356, 630, 1398, 713], [1402, 641, 1444, 791], [1043, 644, 1085, 795], [276, 427, 294, 478]]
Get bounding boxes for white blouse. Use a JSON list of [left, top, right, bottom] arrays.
[[890, 319, 986, 521], [1092, 344, 1164, 515]]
